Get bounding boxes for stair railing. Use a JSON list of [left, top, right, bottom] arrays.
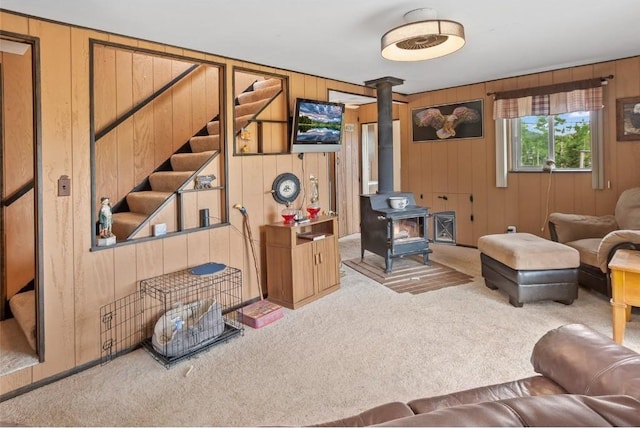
[[95, 64, 200, 141], [2, 179, 35, 207]]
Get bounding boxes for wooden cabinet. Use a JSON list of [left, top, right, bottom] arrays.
[[264, 216, 340, 309]]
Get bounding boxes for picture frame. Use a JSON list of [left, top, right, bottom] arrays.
[[412, 99, 483, 142], [616, 96, 640, 141]]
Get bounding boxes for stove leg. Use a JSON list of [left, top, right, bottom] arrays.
[[423, 251, 430, 266], [385, 254, 393, 273]]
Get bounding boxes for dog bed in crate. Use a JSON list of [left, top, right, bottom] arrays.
[[151, 298, 224, 357]]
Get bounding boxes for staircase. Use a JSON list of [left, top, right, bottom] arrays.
[[9, 289, 36, 351], [110, 77, 282, 242], [234, 78, 282, 130]]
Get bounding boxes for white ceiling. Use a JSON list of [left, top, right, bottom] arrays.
[[2, 0, 640, 96]]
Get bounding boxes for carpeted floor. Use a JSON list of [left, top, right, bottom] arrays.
[[343, 255, 473, 294], [0, 234, 638, 427], [0, 318, 38, 376]]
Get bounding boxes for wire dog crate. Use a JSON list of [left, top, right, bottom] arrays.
[[101, 264, 243, 368]]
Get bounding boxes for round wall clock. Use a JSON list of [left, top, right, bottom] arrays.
[[272, 172, 301, 205]]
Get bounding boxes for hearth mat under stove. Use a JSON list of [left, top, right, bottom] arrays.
[[343, 255, 473, 295]]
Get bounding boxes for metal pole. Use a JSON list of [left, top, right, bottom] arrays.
[[364, 76, 404, 194]]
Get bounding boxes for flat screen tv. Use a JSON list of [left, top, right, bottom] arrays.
[[290, 98, 345, 153]]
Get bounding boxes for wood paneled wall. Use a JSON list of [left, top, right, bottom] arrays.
[[0, 11, 373, 395], [405, 57, 640, 246]]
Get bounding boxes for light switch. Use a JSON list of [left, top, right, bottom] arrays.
[[58, 175, 71, 196]]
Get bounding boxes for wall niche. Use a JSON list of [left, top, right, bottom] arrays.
[[90, 41, 227, 247], [232, 67, 289, 155]]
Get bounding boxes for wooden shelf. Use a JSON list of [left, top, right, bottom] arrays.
[[264, 215, 340, 309]]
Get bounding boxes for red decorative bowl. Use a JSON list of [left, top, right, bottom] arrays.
[[282, 214, 296, 224], [307, 206, 320, 218]]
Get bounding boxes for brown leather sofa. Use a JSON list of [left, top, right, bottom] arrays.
[[315, 324, 640, 426]]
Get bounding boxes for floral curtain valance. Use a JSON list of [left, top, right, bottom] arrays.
[[492, 78, 606, 119]]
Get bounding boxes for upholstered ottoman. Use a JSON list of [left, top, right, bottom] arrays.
[[477, 233, 579, 307]]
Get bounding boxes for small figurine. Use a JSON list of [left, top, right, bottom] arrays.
[[309, 175, 319, 204], [99, 197, 114, 238], [307, 175, 321, 218], [195, 174, 216, 190]]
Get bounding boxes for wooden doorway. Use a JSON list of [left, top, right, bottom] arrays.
[[334, 107, 360, 237], [0, 33, 42, 375], [361, 120, 401, 195]]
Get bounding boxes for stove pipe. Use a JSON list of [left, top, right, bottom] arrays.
[[364, 76, 404, 194]]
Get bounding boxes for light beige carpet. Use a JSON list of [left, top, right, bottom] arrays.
[[0, 234, 638, 427], [0, 318, 38, 377], [343, 255, 473, 294]]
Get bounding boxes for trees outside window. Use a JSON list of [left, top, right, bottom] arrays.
[[511, 111, 594, 171]]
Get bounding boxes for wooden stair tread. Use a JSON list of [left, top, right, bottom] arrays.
[[235, 99, 268, 117], [126, 191, 173, 215], [206, 120, 220, 135], [112, 212, 148, 240], [235, 114, 254, 132], [237, 83, 280, 105], [189, 134, 220, 153], [253, 78, 281, 90], [112, 211, 148, 221], [149, 171, 194, 192], [170, 150, 216, 171], [8, 291, 36, 351]]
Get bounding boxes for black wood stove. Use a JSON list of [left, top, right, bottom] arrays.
[[360, 192, 431, 273]]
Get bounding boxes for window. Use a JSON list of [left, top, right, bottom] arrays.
[[507, 110, 602, 172], [491, 77, 607, 186]]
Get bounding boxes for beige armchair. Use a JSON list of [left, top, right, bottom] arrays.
[[548, 187, 640, 297]]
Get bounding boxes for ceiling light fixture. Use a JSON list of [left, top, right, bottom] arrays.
[[381, 8, 465, 61]]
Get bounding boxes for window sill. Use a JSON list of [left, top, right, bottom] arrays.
[[510, 169, 592, 173]]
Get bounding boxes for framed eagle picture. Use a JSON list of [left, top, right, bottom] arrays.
[[412, 99, 484, 142], [616, 96, 640, 141]]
